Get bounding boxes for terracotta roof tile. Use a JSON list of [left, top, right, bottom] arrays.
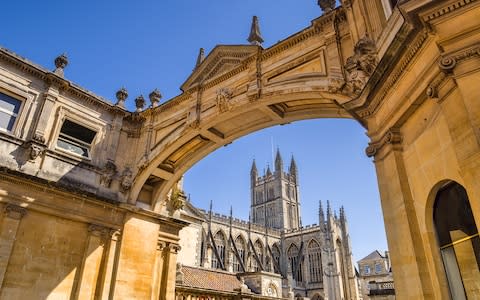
[[180, 266, 242, 292]]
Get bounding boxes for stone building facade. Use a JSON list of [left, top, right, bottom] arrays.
[[0, 0, 478, 298], [357, 251, 395, 300], [176, 151, 360, 300]]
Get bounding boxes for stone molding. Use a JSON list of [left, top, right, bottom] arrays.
[[88, 224, 113, 238], [4, 204, 27, 220], [357, 29, 429, 118], [365, 128, 402, 158], [421, 0, 479, 22]]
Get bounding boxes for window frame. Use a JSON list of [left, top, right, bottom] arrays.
[[0, 89, 25, 135], [52, 109, 103, 161]]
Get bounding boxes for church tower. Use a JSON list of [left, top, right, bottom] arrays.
[[250, 149, 301, 230]]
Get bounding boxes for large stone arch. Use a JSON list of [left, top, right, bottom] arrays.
[[128, 26, 364, 212]]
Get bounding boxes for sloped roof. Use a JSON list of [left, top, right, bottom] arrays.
[[180, 45, 259, 91], [179, 266, 243, 292], [359, 250, 384, 262]]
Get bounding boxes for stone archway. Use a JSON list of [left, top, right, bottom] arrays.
[[112, 1, 480, 299]]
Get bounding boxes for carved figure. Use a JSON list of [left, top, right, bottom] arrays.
[[216, 87, 233, 113], [120, 168, 133, 193], [343, 36, 377, 95], [100, 161, 117, 188]]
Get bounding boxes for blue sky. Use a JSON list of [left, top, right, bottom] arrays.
[[1, 0, 387, 262]]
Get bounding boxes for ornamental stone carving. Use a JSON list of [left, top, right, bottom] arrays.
[[342, 36, 377, 95], [120, 168, 133, 193], [115, 87, 128, 108], [100, 161, 117, 188], [216, 87, 233, 113], [366, 128, 402, 157]]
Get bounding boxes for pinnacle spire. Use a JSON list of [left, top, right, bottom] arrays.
[[251, 159, 258, 174], [247, 16, 264, 46], [195, 48, 205, 68], [275, 148, 283, 172], [266, 164, 272, 176], [319, 200, 325, 225]]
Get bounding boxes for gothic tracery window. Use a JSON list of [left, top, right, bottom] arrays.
[[254, 240, 264, 271], [308, 240, 323, 283], [211, 231, 226, 270], [272, 243, 281, 273], [233, 236, 246, 272], [288, 244, 303, 282]]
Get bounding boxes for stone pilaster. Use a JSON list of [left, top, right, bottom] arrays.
[[74, 224, 110, 299], [99, 229, 121, 299], [160, 243, 181, 300], [372, 142, 434, 299], [0, 204, 26, 289], [152, 240, 167, 300]]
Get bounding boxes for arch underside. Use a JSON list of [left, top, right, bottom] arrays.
[[134, 90, 358, 212]]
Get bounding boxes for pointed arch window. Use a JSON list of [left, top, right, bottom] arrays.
[[212, 231, 226, 270], [272, 244, 281, 274], [233, 236, 246, 272], [254, 240, 264, 271], [308, 240, 323, 283], [288, 244, 303, 282], [434, 182, 480, 300]]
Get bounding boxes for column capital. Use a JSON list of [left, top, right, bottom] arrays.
[[366, 128, 402, 158], [167, 243, 181, 254], [88, 224, 112, 238], [4, 204, 27, 220]]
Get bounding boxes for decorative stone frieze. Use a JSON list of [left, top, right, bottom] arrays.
[[365, 128, 402, 157], [4, 204, 27, 220]]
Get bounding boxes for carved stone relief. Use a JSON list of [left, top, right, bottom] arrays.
[[100, 161, 117, 188], [342, 36, 378, 96], [216, 87, 233, 113]]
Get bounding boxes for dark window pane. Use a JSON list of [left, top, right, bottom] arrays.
[[434, 183, 478, 247], [60, 119, 96, 144]]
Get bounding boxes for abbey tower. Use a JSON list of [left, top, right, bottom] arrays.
[[250, 150, 301, 230]]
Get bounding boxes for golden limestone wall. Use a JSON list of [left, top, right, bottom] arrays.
[[364, 1, 480, 298]]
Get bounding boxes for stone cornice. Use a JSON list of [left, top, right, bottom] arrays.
[[421, 0, 479, 22], [0, 48, 128, 115]]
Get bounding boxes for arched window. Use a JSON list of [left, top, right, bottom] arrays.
[[254, 240, 264, 271], [272, 243, 281, 273], [211, 231, 226, 270], [434, 182, 480, 299], [308, 240, 323, 283], [233, 236, 246, 272], [288, 244, 303, 282]]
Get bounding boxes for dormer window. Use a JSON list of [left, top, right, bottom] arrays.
[[57, 119, 96, 158], [0, 92, 22, 133]]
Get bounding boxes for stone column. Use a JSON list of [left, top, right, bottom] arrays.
[[371, 134, 434, 299], [0, 204, 26, 288], [160, 243, 181, 300], [74, 224, 110, 299]]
